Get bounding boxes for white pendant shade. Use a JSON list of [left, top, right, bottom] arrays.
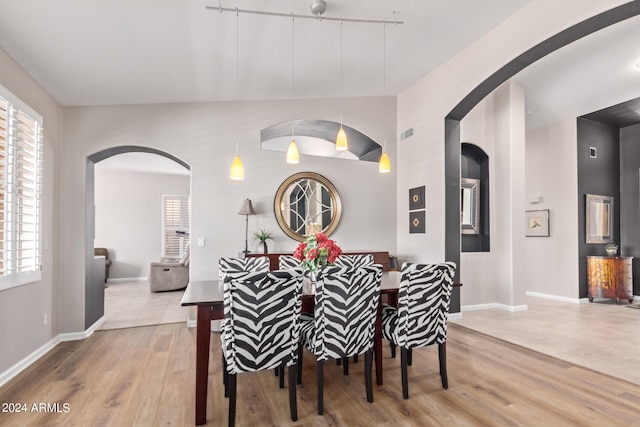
[[286, 139, 299, 164], [335, 126, 348, 151], [230, 154, 244, 180], [379, 151, 390, 173]]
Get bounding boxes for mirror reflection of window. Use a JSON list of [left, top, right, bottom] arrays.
[[590, 201, 609, 237], [281, 179, 334, 236], [274, 172, 342, 242], [585, 194, 614, 244], [460, 178, 479, 235], [461, 187, 472, 225]]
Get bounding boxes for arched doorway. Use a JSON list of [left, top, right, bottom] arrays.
[[443, 1, 640, 313], [84, 146, 190, 329]]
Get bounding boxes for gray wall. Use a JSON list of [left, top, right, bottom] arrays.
[[619, 123, 640, 295], [577, 118, 620, 297], [0, 47, 63, 379], [94, 168, 190, 279], [60, 97, 398, 334]]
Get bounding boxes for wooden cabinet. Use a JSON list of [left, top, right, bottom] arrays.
[[586, 256, 634, 304]]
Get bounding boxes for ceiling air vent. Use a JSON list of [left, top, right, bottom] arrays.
[[400, 127, 414, 141]]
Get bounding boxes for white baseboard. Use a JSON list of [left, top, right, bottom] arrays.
[[0, 336, 60, 388], [0, 316, 105, 388], [448, 312, 463, 320], [526, 292, 640, 304], [526, 291, 581, 304], [186, 319, 222, 333], [107, 277, 147, 283], [462, 302, 528, 312]]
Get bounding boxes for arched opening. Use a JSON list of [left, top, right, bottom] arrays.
[[444, 1, 640, 313], [85, 146, 191, 329]]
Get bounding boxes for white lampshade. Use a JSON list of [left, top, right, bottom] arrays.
[[379, 151, 391, 173], [335, 125, 348, 151], [230, 154, 244, 180], [286, 139, 299, 164]]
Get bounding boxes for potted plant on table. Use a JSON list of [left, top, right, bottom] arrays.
[[252, 228, 275, 254]]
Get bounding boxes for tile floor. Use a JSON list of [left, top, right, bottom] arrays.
[[451, 296, 640, 386], [99, 280, 190, 330]]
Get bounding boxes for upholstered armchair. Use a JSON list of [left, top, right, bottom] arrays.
[[149, 247, 189, 292], [94, 248, 111, 283]]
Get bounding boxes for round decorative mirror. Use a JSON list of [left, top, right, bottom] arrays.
[[274, 172, 342, 242]]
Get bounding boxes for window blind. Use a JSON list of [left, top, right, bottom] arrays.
[[0, 85, 43, 290], [163, 195, 190, 258]]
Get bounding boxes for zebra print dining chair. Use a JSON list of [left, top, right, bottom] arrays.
[[381, 262, 456, 399], [333, 254, 375, 269], [297, 264, 382, 415], [220, 269, 304, 427], [278, 255, 301, 270], [218, 256, 270, 281], [328, 253, 374, 368]]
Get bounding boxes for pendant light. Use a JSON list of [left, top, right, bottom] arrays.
[[230, 141, 244, 180], [286, 128, 299, 164], [379, 145, 391, 173], [286, 14, 300, 164], [379, 20, 391, 173], [229, 8, 245, 180], [335, 19, 348, 152]]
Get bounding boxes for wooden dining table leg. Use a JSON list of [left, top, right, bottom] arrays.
[[375, 297, 383, 385], [195, 305, 213, 425]]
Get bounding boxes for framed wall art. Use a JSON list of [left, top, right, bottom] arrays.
[[525, 209, 550, 237], [409, 210, 425, 234], [408, 186, 425, 211]]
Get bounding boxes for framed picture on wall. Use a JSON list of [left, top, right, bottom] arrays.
[[409, 210, 425, 233], [525, 209, 550, 237], [586, 194, 614, 244], [408, 186, 425, 211]]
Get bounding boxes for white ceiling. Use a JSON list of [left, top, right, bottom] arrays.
[[2, 1, 640, 173], [512, 11, 640, 130], [0, 0, 532, 106]]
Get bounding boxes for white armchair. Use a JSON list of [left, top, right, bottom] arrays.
[[149, 247, 189, 292]]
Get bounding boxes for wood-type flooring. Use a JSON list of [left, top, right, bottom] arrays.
[[1, 320, 639, 426]]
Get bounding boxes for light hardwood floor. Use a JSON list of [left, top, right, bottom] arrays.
[[1, 297, 640, 426]]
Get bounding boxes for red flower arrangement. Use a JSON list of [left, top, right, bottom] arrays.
[[293, 233, 342, 273]]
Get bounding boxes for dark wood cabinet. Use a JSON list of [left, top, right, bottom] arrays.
[[586, 256, 634, 304]]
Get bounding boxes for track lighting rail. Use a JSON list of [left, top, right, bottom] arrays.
[[205, 5, 403, 25]]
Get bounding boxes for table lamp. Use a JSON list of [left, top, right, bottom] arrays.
[[238, 199, 256, 257]]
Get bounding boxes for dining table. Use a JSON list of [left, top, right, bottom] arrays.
[[181, 271, 401, 426]]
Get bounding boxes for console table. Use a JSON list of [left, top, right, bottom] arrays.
[[586, 256, 634, 304]]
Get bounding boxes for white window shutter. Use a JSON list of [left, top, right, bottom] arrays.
[[0, 86, 43, 290], [162, 195, 190, 257]]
